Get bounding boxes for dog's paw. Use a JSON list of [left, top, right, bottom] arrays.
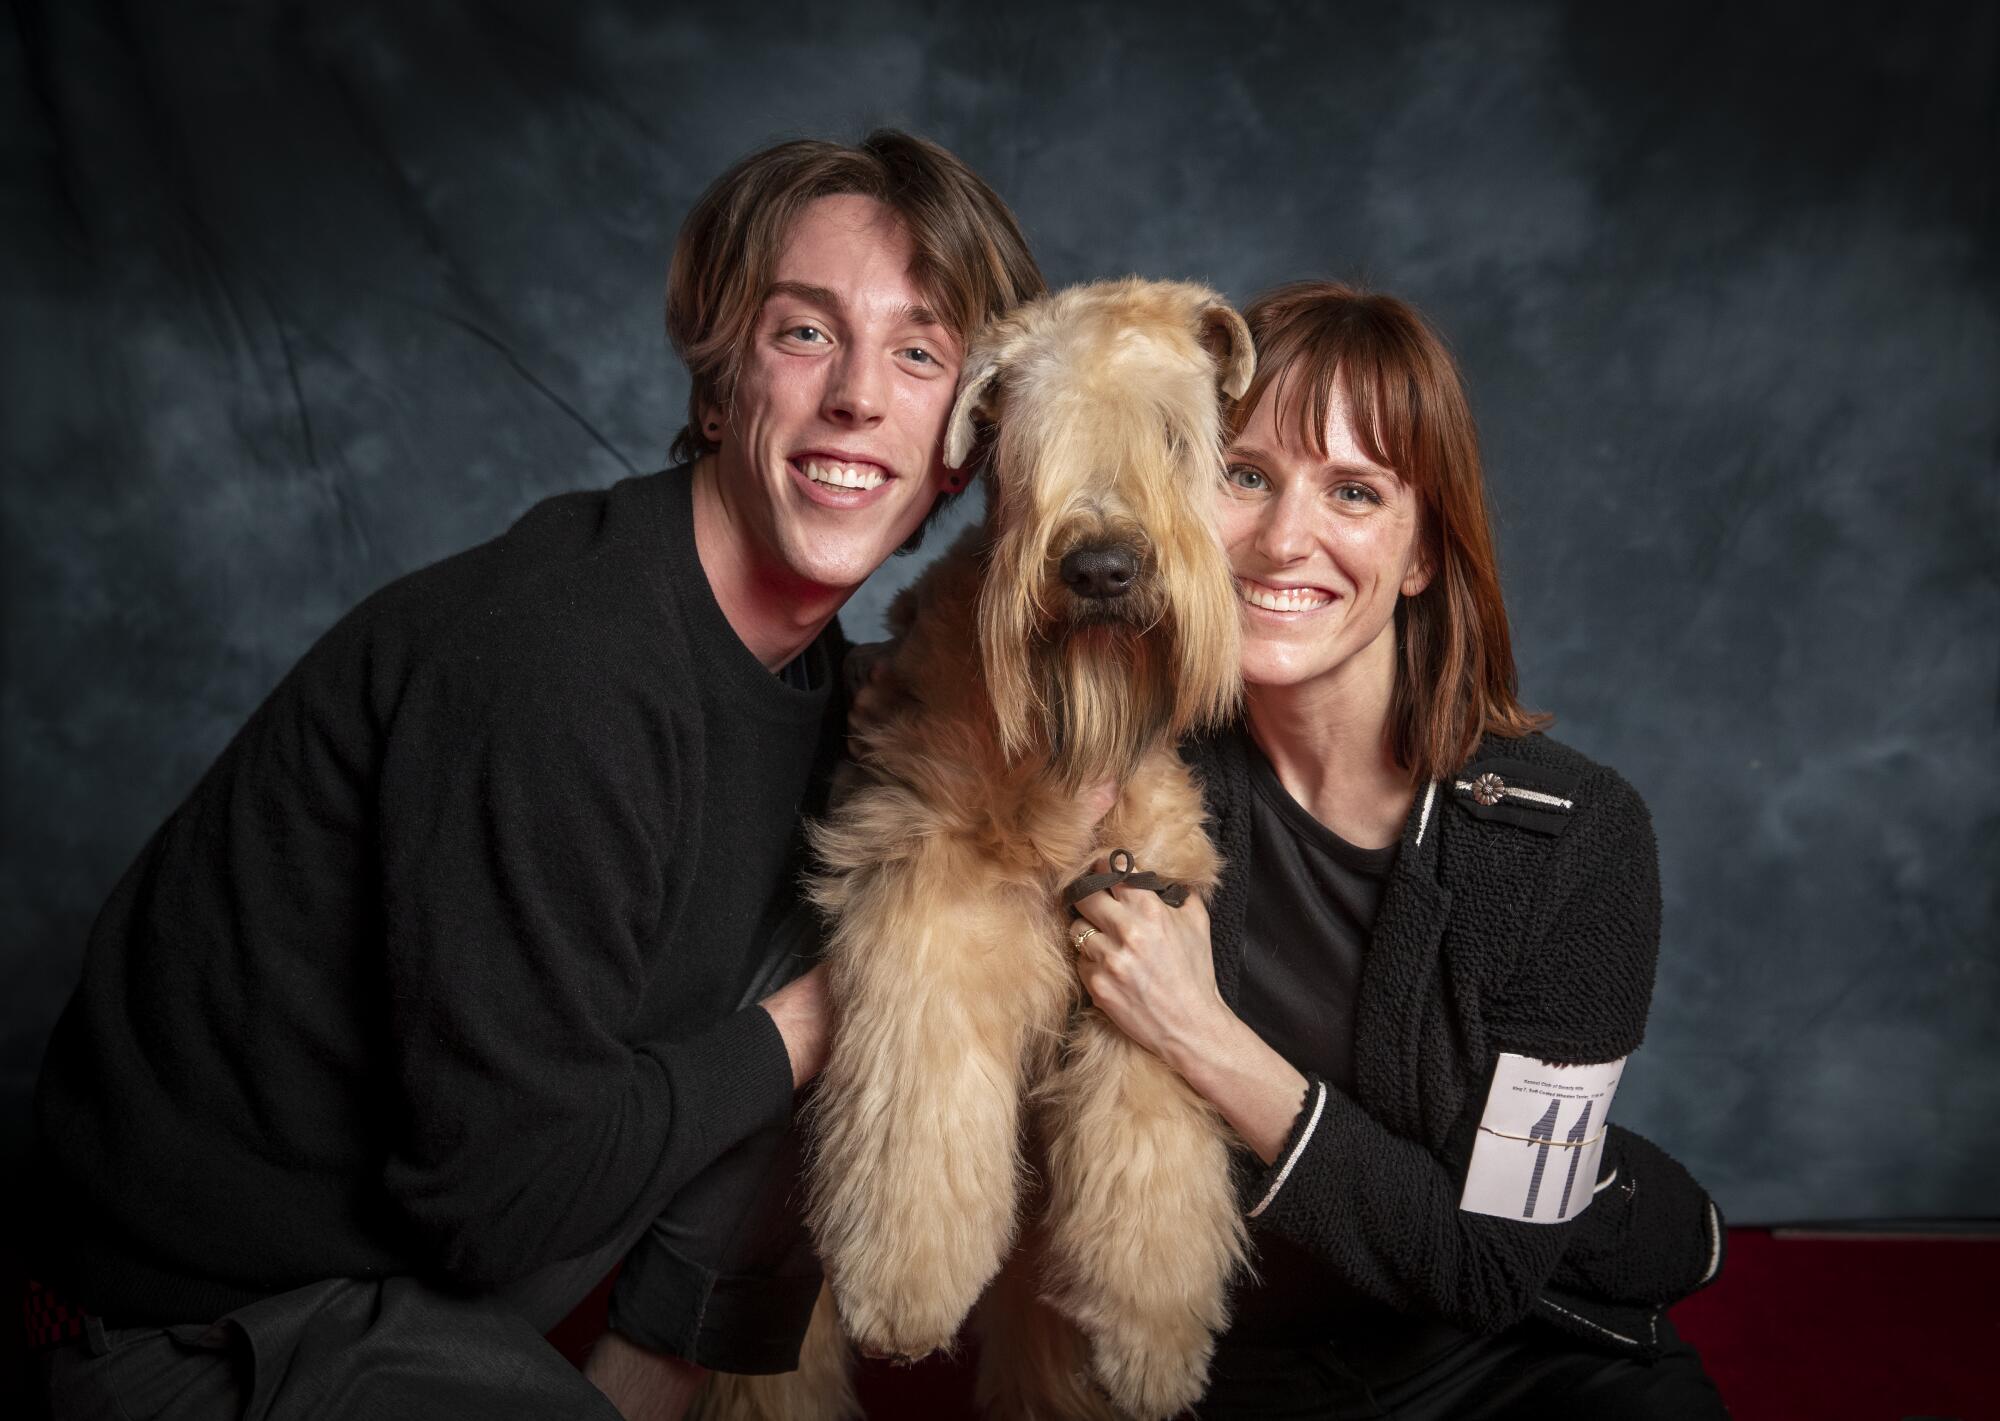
[[1087, 1323, 1214, 1421], [831, 1280, 965, 1367]]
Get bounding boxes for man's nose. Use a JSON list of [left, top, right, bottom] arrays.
[[825, 348, 886, 426]]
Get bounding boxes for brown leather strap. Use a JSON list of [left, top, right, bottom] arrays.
[[1062, 848, 1190, 910]]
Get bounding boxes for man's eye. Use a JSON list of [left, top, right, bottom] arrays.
[[786, 325, 828, 343], [1224, 464, 1268, 491], [902, 347, 936, 365]]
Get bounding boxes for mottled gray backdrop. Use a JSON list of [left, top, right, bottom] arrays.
[[4, 1, 1995, 1225]]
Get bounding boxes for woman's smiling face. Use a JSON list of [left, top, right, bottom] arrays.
[[1216, 377, 1432, 697]]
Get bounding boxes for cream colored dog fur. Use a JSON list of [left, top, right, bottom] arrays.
[[710, 278, 1254, 1421]]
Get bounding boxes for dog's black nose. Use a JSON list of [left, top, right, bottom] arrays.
[[1060, 545, 1138, 600]]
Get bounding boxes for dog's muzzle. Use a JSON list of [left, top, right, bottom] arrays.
[[1059, 543, 1140, 600]]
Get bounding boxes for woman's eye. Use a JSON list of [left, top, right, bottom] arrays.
[[1334, 483, 1380, 505], [1224, 464, 1268, 491]]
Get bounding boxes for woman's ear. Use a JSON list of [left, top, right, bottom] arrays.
[[1402, 528, 1436, 598]]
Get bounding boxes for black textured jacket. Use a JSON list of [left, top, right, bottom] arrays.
[[1187, 728, 1724, 1359]]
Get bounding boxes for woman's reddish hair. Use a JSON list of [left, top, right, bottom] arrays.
[[1234, 282, 1549, 781]]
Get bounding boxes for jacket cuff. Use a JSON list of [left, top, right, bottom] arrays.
[[652, 1006, 796, 1170], [1244, 1076, 1328, 1219], [607, 1236, 822, 1373]]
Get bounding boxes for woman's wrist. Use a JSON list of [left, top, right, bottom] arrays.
[[1161, 1006, 1309, 1165], [1159, 995, 1246, 1082]]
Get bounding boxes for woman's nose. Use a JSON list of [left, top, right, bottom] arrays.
[[1253, 490, 1313, 563]]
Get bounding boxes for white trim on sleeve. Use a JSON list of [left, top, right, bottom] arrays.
[[1248, 1079, 1328, 1219], [1698, 1200, 1724, 1284]]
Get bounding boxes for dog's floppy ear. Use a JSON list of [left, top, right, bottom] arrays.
[[944, 346, 1006, 470], [1196, 300, 1255, 401]]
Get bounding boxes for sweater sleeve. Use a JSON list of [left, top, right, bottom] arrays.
[[374, 645, 798, 1287], [1239, 770, 1715, 1333], [607, 902, 829, 1370]]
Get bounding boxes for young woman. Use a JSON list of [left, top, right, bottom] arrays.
[[1068, 282, 1730, 1419]]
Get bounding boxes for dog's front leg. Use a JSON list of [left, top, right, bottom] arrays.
[[1040, 1008, 1247, 1420], [808, 837, 1073, 1363]]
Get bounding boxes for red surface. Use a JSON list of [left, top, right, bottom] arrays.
[[552, 1229, 2000, 1419], [1671, 1229, 2000, 1421]]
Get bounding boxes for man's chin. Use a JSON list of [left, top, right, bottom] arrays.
[[778, 532, 912, 597]]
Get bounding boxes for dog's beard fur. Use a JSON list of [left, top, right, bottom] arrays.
[[979, 509, 1241, 790], [1037, 618, 1174, 790]]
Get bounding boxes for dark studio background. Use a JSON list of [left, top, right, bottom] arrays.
[[3, 0, 1994, 1329]]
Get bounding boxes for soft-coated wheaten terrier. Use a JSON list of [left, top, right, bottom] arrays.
[[711, 277, 1254, 1421]]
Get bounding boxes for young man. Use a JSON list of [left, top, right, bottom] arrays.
[[28, 130, 1042, 1419]]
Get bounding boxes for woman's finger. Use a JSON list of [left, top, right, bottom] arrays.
[[1069, 884, 1136, 933]]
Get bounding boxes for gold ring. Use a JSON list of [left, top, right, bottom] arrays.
[[1070, 925, 1100, 952]]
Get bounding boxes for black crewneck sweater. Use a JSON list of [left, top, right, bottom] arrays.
[[32, 467, 835, 1324]]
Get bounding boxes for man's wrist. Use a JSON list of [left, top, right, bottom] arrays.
[[759, 965, 830, 1089], [585, 1330, 708, 1421]]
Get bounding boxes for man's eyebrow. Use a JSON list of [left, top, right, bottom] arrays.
[[765, 280, 842, 310]]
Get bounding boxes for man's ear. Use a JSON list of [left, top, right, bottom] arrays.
[[943, 348, 1005, 470], [1195, 299, 1255, 401]]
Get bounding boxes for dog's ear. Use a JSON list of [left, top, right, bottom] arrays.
[[944, 347, 1005, 470], [1196, 300, 1255, 402]]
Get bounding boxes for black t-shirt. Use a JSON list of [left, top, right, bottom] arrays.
[[1221, 729, 1467, 1377], [1234, 729, 1396, 1098]]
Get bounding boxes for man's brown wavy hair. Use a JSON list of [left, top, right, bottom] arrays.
[[1232, 282, 1549, 782], [666, 131, 1044, 548]]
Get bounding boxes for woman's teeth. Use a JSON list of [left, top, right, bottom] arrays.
[[1238, 580, 1332, 612], [802, 460, 886, 491]]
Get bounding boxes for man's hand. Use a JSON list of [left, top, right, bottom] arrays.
[[584, 1331, 707, 1421], [761, 962, 831, 1089]]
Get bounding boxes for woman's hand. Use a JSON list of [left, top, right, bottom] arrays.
[[1068, 874, 1234, 1075], [1070, 869, 1309, 1165]]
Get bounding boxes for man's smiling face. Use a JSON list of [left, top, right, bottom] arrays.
[[707, 193, 962, 596]]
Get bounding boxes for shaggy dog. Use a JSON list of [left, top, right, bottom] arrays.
[[712, 278, 1254, 1421]]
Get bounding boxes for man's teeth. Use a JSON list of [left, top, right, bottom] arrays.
[[1238, 580, 1332, 612], [802, 460, 886, 491]]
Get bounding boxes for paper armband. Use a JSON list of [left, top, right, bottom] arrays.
[[1458, 1052, 1626, 1224]]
